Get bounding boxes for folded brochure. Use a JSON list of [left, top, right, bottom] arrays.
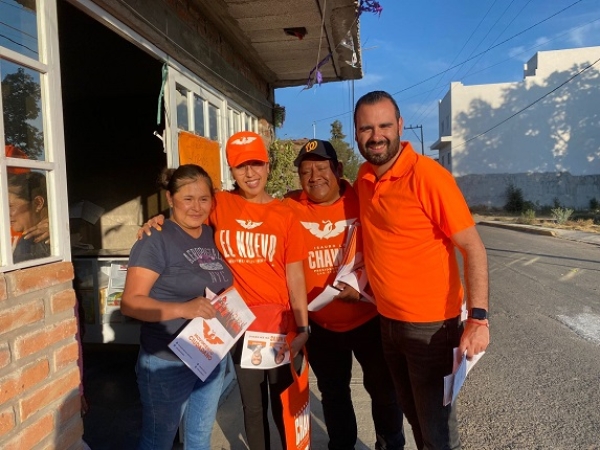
[[169, 287, 255, 381], [308, 225, 374, 312]]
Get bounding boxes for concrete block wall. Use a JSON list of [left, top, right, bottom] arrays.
[[457, 172, 600, 210], [0, 262, 83, 449]]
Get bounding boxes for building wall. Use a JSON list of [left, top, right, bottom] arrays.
[[441, 46, 600, 208], [0, 263, 83, 449]]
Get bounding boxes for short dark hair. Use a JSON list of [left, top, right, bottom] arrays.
[[159, 164, 214, 197], [354, 90, 401, 124]]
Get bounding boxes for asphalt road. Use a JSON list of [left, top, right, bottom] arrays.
[[458, 225, 600, 450]]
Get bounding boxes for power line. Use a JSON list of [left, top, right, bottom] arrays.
[[453, 56, 600, 151], [304, 0, 585, 128]]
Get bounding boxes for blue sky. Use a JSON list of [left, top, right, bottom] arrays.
[[275, 0, 600, 157]]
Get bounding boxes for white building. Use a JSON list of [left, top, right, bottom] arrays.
[[431, 46, 600, 209]]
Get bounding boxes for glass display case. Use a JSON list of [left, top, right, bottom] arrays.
[[73, 250, 140, 344]]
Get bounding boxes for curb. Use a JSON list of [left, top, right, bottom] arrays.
[[477, 221, 557, 237]]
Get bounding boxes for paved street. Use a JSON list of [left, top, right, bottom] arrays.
[[457, 225, 600, 449], [83, 224, 600, 449]]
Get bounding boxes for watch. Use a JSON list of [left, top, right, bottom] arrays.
[[469, 308, 488, 320], [297, 326, 311, 335]]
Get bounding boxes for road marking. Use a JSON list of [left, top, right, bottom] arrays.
[[557, 313, 600, 344]]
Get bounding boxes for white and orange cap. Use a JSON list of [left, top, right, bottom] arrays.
[[225, 131, 269, 167]]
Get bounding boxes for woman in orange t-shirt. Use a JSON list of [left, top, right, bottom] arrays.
[[212, 131, 308, 449]]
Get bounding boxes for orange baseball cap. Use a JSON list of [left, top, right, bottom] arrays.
[[226, 131, 269, 167], [5, 144, 31, 174]]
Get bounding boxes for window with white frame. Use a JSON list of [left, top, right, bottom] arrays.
[[166, 67, 258, 189], [1, 0, 68, 271]]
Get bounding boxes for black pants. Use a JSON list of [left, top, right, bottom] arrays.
[[231, 339, 301, 450], [380, 315, 463, 450], [307, 316, 405, 450]]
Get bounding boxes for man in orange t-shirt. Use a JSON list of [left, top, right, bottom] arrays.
[[285, 139, 404, 450], [354, 91, 490, 450]]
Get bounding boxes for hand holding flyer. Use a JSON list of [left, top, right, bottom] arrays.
[[308, 226, 374, 312], [169, 287, 255, 380]]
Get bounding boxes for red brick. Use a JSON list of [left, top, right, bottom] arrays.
[[5, 262, 73, 297], [15, 318, 78, 359], [0, 406, 15, 437], [0, 359, 49, 404], [4, 413, 53, 450], [50, 289, 76, 314], [55, 341, 80, 371], [20, 367, 81, 421], [0, 300, 44, 334], [0, 275, 6, 301], [0, 342, 10, 369]]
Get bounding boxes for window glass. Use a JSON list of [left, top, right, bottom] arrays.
[[7, 168, 52, 264], [1, 60, 45, 161], [208, 103, 218, 141], [175, 84, 188, 131], [0, 0, 38, 60], [193, 93, 205, 137], [229, 110, 241, 135], [245, 115, 252, 132]]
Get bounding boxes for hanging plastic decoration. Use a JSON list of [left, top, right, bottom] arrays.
[[358, 0, 383, 17], [340, 30, 358, 68], [303, 53, 332, 90], [302, 1, 384, 89]]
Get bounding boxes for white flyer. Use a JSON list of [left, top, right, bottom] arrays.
[[169, 287, 255, 381], [240, 331, 290, 369], [443, 347, 485, 406]]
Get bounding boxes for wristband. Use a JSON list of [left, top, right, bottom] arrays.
[[466, 319, 489, 328]]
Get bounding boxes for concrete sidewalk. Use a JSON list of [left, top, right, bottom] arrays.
[[210, 363, 417, 450], [477, 220, 600, 246], [81, 344, 416, 450]]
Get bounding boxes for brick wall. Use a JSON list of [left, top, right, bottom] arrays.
[[0, 262, 84, 450]]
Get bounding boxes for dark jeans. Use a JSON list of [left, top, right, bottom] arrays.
[[231, 339, 301, 450], [308, 316, 405, 450], [380, 315, 463, 450]]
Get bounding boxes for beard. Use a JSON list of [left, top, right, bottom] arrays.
[[358, 135, 401, 166]]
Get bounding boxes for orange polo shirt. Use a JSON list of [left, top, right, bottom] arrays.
[[210, 191, 307, 308], [355, 142, 475, 322], [285, 180, 378, 332]]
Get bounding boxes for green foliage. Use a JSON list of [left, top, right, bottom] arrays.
[[518, 209, 537, 225], [329, 120, 360, 183], [1, 67, 43, 159], [266, 139, 299, 198], [589, 197, 599, 212], [503, 183, 525, 213], [551, 207, 574, 224]]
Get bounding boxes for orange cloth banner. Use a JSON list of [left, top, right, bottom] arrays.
[[178, 131, 222, 190]]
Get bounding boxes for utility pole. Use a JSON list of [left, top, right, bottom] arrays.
[[313, 121, 316, 139], [404, 124, 424, 155]]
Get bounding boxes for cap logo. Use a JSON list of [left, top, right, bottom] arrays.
[[231, 136, 257, 146], [305, 141, 318, 152]]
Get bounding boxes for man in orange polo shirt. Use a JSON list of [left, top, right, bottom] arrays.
[[353, 91, 490, 450], [285, 139, 404, 450]]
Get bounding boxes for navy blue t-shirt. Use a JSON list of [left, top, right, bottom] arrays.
[[128, 220, 233, 360]]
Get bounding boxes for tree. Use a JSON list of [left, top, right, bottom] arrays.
[[266, 139, 299, 198], [329, 120, 360, 183], [2, 67, 43, 159]]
